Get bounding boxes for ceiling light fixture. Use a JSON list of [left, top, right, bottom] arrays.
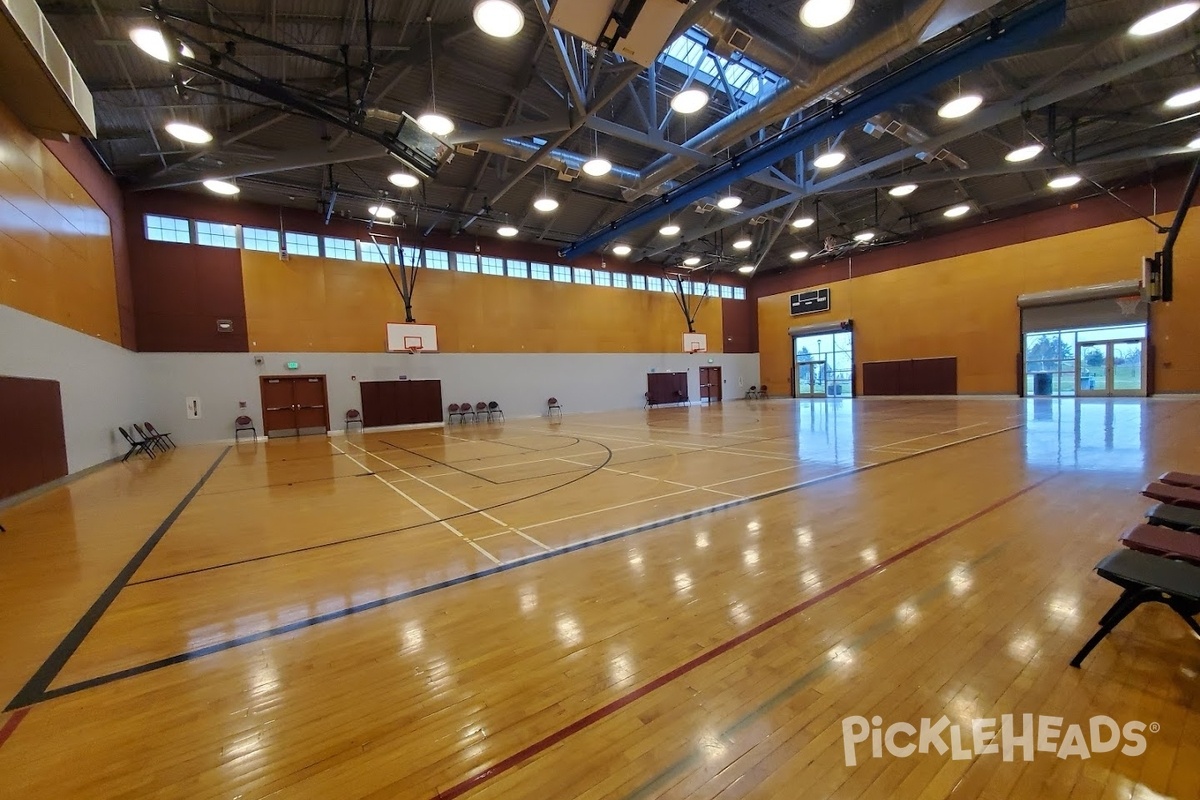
[[533, 196, 559, 212], [938, 93, 983, 119], [853, 231, 876, 242], [683, 256, 702, 266], [888, 183, 917, 197], [737, 264, 756, 274], [791, 216, 815, 228], [659, 222, 681, 236], [943, 204, 970, 218], [717, 194, 743, 210], [388, 171, 420, 188], [497, 224, 519, 237], [732, 237, 752, 250], [583, 157, 612, 177], [164, 121, 212, 144], [1165, 85, 1200, 108], [130, 27, 194, 62], [670, 87, 709, 114], [1048, 174, 1082, 189], [812, 151, 846, 169], [789, 249, 809, 261], [799, 0, 854, 29], [472, 0, 525, 38], [1129, 3, 1200, 36], [202, 179, 239, 196], [1189, 134, 1200, 149], [612, 244, 632, 256], [418, 17, 454, 137], [1005, 143, 1044, 162], [369, 204, 396, 219]]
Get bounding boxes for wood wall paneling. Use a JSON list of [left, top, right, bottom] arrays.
[[0, 100, 122, 344], [0, 376, 69, 499], [359, 380, 443, 426]]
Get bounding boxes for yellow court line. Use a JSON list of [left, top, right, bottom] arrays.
[[329, 442, 502, 564]]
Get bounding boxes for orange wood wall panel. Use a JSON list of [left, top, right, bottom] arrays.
[[758, 214, 1200, 394], [241, 251, 724, 354], [0, 100, 121, 344]]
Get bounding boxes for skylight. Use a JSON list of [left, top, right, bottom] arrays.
[[659, 29, 781, 102]]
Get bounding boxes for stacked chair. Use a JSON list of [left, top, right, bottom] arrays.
[[1071, 470, 1200, 667]]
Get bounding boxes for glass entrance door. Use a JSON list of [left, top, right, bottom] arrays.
[[796, 360, 827, 398], [1076, 339, 1146, 397]]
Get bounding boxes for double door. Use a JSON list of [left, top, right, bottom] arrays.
[[261, 375, 329, 437], [796, 360, 827, 398], [1076, 339, 1146, 397], [699, 366, 722, 403]]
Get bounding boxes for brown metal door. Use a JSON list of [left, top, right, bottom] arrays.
[[709, 367, 722, 402], [292, 376, 329, 435], [261, 377, 298, 437]]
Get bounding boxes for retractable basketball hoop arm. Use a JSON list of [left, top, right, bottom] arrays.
[[1150, 154, 1200, 304], [144, 0, 444, 179], [666, 268, 714, 333]]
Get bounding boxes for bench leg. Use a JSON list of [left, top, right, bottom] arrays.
[[1071, 593, 1145, 668]]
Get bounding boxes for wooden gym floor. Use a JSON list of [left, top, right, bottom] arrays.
[[0, 397, 1198, 799]]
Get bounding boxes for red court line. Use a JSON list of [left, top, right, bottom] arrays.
[[0, 708, 30, 751], [433, 474, 1056, 799]]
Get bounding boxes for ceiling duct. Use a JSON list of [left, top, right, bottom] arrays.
[[622, 0, 995, 200]]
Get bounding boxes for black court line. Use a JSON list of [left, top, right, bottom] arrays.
[[125, 439, 615, 587], [11, 424, 1025, 709], [5, 447, 231, 712]]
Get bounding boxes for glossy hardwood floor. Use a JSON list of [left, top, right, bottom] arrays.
[[0, 398, 1197, 799]]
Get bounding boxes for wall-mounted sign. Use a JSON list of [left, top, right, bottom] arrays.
[[790, 287, 831, 316], [185, 396, 201, 419], [286, 361, 300, 370]]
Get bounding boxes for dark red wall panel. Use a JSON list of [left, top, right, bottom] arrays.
[[0, 376, 69, 499]]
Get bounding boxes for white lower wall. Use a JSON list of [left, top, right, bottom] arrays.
[[0, 305, 149, 473], [140, 351, 762, 444]]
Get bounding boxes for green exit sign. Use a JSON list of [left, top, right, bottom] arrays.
[[286, 361, 300, 370]]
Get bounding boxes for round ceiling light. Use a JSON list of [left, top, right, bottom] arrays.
[[732, 237, 752, 250], [130, 27, 194, 62], [717, 194, 743, 210], [791, 216, 815, 228], [659, 223, 681, 235], [583, 157, 612, 177], [417, 112, 455, 137], [1129, 3, 1200, 36], [737, 264, 756, 274], [1165, 86, 1200, 108], [812, 151, 846, 169], [202, 179, 239, 196], [388, 171, 420, 188], [369, 205, 396, 219], [853, 231, 876, 242], [888, 183, 917, 197], [1005, 143, 1044, 162], [164, 121, 212, 144], [800, 0, 854, 29], [789, 249, 809, 261], [533, 196, 559, 212], [683, 256, 701, 266], [1188, 134, 1200, 149], [612, 244, 632, 256], [938, 94, 983, 119], [943, 204, 970, 218], [473, 0, 525, 38], [497, 225, 519, 237], [1048, 174, 1082, 189], [670, 88, 710, 114]]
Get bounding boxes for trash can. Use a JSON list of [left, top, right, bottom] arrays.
[[1033, 372, 1053, 396]]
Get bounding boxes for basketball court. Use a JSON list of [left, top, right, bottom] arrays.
[[3, 397, 1198, 797]]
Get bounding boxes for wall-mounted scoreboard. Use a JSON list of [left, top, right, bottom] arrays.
[[790, 287, 831, 316]]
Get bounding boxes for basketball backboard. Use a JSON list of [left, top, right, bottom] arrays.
[[386, 323, 439, 352], [683, 332, 707, 353]]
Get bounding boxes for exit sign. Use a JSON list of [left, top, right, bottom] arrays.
[[286, 361, 300, 370]]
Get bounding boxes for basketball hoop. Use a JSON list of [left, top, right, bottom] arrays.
[[1116, 295, 1142, 317], [688, 347, 705, 355], [407, 346, 424, 355]]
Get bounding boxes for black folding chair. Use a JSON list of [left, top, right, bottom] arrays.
[[134, 423, 169, 453], [144, 422, 175, 449], [119, 427, 156, 461], [1071, 549, 1200, 667]]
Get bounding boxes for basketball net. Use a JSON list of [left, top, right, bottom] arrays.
[[408, 346, 424, 356]]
